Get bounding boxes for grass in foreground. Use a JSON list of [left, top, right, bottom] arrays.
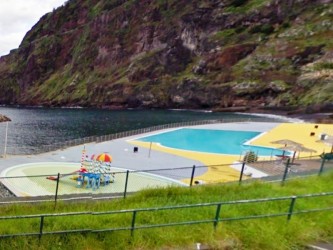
[[0, 172, 333, 250]]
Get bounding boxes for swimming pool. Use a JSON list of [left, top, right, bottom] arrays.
[[136, 128, 286, 156]]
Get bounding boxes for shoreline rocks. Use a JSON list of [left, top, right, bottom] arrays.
[[0, 181, 15, 198]]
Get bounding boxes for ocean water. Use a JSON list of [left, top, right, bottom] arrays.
[[0, 106, 287, 154]]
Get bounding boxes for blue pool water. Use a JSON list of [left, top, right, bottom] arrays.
[[137, 128, 285, 156]]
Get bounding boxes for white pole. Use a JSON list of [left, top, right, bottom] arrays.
[[4, 121, 8, 158], [148, 142, 152, 158]]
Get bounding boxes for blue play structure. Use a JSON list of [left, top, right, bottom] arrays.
[[76, 152, 115, 190]]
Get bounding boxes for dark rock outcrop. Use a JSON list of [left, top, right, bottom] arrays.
[[0, 0, 332, 110]]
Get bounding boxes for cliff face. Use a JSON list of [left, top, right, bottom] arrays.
[[0, 0, 333, 110]]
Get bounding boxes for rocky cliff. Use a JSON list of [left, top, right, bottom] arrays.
[[0, 0, 333, 111]]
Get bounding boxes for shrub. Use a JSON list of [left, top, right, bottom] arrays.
[[249, 24, 274, 35], [260, 24, 274, 35], [243, 150, 258, 163], [231, 0, 248, 7], [314, 62, 333, 70]]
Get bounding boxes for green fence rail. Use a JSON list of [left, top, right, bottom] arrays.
[[0, 192, 332, 239], [1, 154, 332, 205]]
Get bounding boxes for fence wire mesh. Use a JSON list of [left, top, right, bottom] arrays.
[[0, 192, 332, 240], [0, 154, 332, 204]]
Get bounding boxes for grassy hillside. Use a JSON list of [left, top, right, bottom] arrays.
[[0, 171, 332, 249], [0, 0, 333, 110]]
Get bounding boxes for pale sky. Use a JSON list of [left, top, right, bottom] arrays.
[[0, 0, 67, 56]]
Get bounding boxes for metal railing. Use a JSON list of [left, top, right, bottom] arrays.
[[0, 155, 332, 205], [0, 192, 332, 239]]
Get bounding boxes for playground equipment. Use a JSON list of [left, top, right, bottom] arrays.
[[47, 151, 115, 190], [76, 152, 115, 189]]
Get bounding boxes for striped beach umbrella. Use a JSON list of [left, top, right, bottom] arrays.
[[96, 153, 112, 163]]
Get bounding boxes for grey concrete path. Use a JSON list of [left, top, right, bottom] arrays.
[[306, 242, 333, 250]]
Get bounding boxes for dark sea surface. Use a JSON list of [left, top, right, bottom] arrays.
[[0, 106, 289, 154]]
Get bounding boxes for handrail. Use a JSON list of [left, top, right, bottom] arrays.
[[0, 192, 332, 239], [0, 154, 324, 180], [0, 154, 329, 206]]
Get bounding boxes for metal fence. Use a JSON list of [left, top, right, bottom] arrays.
[[0, 191, 332, 239], [1, 154, 332, 205], [1, 118, 279, 155]]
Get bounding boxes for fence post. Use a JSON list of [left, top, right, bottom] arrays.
[[190, 165, 196, 187], [54, 173, 60, 208], [287, 196, 297, 221], [148, 142, 152, 158], [39, 216, 44, 240], [214, 204, 222, 230], [239, 162, 246, 184], [281, 158, 290, 186], [318, 157, 326, 176], [131, 211, 137, 237], [124, 170, 130, 198]]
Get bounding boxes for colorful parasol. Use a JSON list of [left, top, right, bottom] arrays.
[[96, 153, 112, 163]]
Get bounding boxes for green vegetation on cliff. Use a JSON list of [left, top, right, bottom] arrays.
[[0, 0, 333, 110]]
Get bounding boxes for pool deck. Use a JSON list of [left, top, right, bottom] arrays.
[[1, 162, 186, 197], [1, 122, 332, 185]]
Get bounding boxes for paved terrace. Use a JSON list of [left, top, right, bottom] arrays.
[[130, 122, 333, 183], [0, 122, 332, 184]]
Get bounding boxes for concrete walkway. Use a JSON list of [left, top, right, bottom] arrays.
[[0, 122, 281, 183], [1, 121, 332, 196], [2, 121, 331, 182]]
